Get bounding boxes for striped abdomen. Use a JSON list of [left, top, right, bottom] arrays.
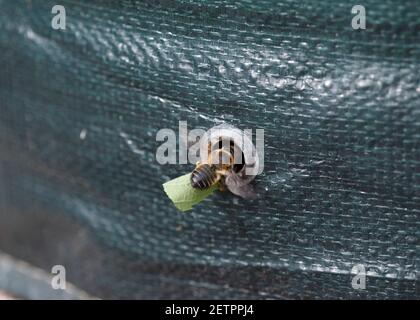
[[191, 164, 218, 190]]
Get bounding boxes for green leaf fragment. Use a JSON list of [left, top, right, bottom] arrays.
[[163, 173, 218, 212]]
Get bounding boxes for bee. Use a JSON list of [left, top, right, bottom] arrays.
[[190, 141, 256, 199]]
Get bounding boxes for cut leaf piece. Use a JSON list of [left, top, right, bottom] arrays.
[[163, 173, 218, 212]]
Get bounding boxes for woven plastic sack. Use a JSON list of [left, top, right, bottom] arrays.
[[0, 0, 419, 299]]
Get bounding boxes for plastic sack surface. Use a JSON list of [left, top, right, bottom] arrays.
[[0, 0, 419, 299]]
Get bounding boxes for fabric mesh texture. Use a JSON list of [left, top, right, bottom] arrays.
[[0, 0, 419, 299]]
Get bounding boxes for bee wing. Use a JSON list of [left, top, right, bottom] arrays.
[[224, 171, 257, 200]]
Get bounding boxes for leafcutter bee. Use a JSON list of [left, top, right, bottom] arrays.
[[190, 141, 256, 199]]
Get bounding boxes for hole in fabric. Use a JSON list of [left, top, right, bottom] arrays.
[[212, 139, 245, 173]]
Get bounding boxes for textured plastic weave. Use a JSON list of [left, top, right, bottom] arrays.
[[0, 0, 419, 299]]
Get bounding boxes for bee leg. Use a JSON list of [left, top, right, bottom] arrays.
[[218, 183, 226, 192], [215, 169, 228, 191], [195, 160, 201, 166]]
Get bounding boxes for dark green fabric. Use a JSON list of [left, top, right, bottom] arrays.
[[0, 0, 419, 299]]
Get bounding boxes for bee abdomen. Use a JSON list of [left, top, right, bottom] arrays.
[[191, 164, 218, 190]]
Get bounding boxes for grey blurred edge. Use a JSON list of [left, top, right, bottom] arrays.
[[0, 251, 97, 300]]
